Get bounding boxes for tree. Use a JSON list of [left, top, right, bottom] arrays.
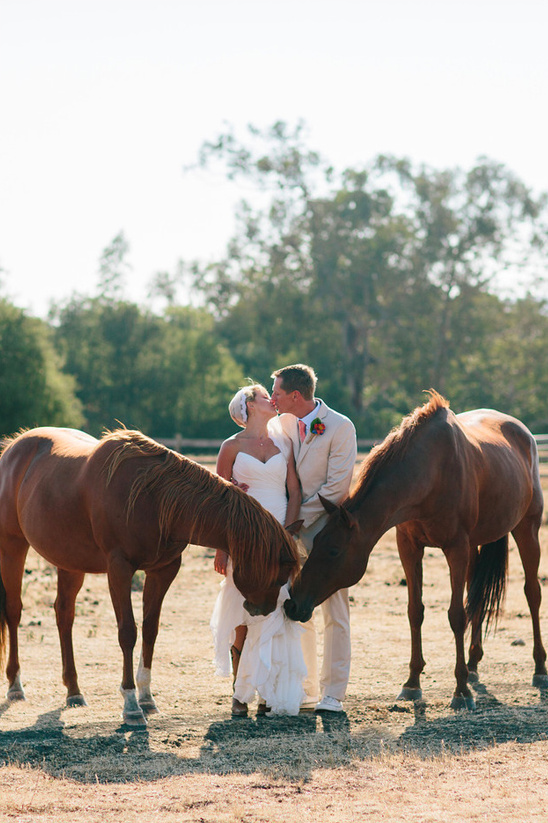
[[191, 123, 548, 434], [97, 231, 131, 301], [135, 306, 246, 438], [52, 296, 245, 438], [373, 156, 548, 393], [0, 299, 83, 436]]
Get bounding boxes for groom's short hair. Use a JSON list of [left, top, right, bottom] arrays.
[[271, 364, 317, 401]]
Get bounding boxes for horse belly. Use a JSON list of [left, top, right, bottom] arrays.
[[18, 487, 108, 574], [474, 467, 539, 543]]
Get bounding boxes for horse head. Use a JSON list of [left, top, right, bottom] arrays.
[[237, 558, 294, 617], [238, 521, 303, 617], [284, 495, 365, 622]]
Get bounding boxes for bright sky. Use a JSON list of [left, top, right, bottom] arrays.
[[1, 0, 547, 317]]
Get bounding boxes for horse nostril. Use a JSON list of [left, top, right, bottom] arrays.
[[243, 600, 258, 616]]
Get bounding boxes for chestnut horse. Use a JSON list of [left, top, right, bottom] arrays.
[[0, 427, 299, 726], [285, 391, 548, 710]]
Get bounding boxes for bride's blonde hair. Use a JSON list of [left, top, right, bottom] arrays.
[[228, 383, 266, 428]]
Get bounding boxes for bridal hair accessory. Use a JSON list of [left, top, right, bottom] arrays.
[[239, 392, 248, 424], [228, 387, 250, 428], [306, 417, 326, 443]]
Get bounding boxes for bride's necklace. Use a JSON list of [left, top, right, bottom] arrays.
[[245, 432, 269, 447]]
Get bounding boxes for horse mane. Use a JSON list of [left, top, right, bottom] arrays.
[[351, 390, 450, 504], [101, 429, 299, 590], [0, 429, 28, 457]]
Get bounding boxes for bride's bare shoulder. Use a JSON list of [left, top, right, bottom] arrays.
[[219, 432, 245, 455]]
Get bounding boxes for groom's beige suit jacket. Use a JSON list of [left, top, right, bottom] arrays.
[[279, 399, 357, 545]]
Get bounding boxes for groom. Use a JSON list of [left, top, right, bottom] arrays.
[[271, 363, 357, 712]]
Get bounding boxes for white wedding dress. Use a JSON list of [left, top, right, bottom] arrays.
[[210, 442, 306, 716]]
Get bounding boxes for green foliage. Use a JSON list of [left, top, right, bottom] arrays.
[[4, 123, 548, 441], [0, 299, 83, 437], [191, 123, 548, 435], [51, 297, 245, 438]]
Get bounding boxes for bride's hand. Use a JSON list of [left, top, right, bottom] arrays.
[[231, 478, 249, 493], [214, 549, 229, 575]]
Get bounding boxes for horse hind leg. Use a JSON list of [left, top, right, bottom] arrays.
[[0, 540, 29, 701], [55, 568, 87, 707], [461, 536, 510, 708], [512, 518, 548, 689]]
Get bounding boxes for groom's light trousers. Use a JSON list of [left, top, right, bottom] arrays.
[[299, 518, 352, 703]]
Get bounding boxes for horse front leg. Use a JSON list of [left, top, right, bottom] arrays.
[[446, 542, 475, 710], [466, 546, 483, 683], [512, 518, 548, 688], [55, 568, 87, 706], [396, 530, 425, 701], [0, 542, 29, 701], [107, 554, 146, 728], [137, 556, 182, 715]]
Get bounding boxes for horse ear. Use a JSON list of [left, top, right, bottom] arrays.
[[286, 519, 304, 535], [339, 506, 358, 530], [319, 494, 338, 514]]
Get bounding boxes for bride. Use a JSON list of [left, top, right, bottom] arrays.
[[210, 383, 306, 716]]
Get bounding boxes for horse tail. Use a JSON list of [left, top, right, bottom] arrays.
[[466, 535, 509, 634], [0, 569, 6, 669]]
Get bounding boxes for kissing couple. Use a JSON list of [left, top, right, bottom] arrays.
[[210, 363, 357, 717]]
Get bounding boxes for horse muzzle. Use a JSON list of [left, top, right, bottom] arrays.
[[243, 599, 275, 617], [283, 596, 313, 623]]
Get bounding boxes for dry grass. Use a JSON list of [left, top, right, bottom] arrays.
[[2, 466, 548, 821]]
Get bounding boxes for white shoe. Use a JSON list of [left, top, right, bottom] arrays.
[[315, 695, 343, 712]]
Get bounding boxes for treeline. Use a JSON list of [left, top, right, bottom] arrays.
[[2, 122, 548, 441]]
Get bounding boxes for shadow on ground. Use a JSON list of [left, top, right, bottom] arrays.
[[2, 683, 548, 783]]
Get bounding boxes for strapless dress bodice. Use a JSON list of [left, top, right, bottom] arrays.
[[232, 451, 287, 523]]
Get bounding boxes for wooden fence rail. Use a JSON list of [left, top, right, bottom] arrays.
[[159, 434, 548, 463]]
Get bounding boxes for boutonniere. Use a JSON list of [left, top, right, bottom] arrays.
[[306, 417, 326, 443]]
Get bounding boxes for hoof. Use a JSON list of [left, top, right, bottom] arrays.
[[467, 670, 479, 684], [451, 693, 476, 711], [123, 710, 148, 728], [66, 694, 87, 708], [7, 688, 26, 702], [397, 687, 422, 701], [532, 674, 548, 689], [139, 698, 159, 715]]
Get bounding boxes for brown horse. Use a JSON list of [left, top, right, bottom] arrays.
[[284, 391, 548, 709], [0, 427, 299, 726]]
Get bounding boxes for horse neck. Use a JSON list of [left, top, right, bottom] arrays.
[[349, 450, 434, 539], [172, 512, 232, 555]]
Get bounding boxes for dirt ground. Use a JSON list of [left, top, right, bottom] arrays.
[[2, 465, 548, 821]]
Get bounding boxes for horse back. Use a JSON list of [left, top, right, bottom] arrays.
[[457, 409, 539, 475], [455, 408, 542, 532], [0, 428, 106, 571]]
